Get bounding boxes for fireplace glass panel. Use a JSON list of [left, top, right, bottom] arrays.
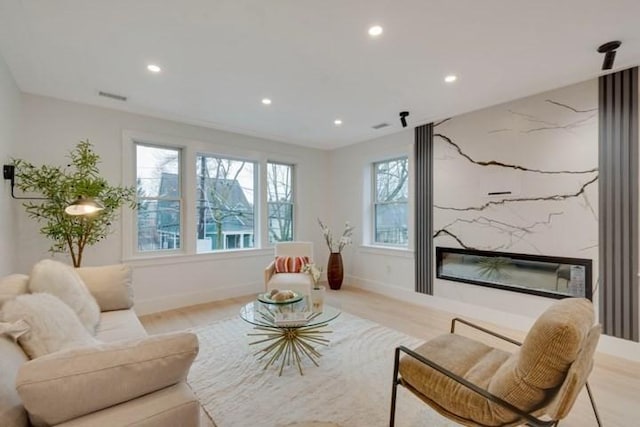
[[436, 247, 592, 300]]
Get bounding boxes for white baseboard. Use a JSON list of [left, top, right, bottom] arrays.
[[133, 281, 263, 316], [346, 274, 640, 362]]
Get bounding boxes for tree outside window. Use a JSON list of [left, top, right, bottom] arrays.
[[267, 162, 294, 243], [374, 157, 408, 246], [196, 155, 255, 252]]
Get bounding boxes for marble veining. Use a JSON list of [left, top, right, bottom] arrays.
[[433, 79, 598, 257]]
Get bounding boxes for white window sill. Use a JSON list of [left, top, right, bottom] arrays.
[[122, 248, 273, 267], [358, 245, 414, 258]]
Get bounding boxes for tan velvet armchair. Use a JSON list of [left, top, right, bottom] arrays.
[[390, 298, 602, 427]]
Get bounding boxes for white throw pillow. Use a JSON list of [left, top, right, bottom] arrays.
[[1, 293, 99, 359], [29, 259, 100, 333], [0, 273, 29, 308]]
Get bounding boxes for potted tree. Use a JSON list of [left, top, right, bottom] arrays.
[[13, 140, 136, 267]]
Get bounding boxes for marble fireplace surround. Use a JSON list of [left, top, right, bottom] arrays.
[[432, 78, 599, 314]]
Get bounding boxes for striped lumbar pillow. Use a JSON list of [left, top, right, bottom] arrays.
[[274, 256, 310, 273]]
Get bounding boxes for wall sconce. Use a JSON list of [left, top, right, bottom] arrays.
[[3, 164, 46, 200], [3, 164, 103, 216], [65, 196, 104, 216]]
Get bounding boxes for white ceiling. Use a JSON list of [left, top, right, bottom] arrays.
[[1, 0, 639, 150]]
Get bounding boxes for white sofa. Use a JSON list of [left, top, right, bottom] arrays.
[[0, 264, 201, 427]]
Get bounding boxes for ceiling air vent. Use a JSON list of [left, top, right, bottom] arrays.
[[372, 122, 390, 130], [98, 91, 127, 102]]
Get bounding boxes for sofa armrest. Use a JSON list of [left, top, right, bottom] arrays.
[[55, 382, 200, 427], [264, 260, 276, 288], [76, 264, 134, 311], [16, 332, 198, 426]]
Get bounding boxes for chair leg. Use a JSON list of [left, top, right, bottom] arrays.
[[389, 347, 401, 427], [585, 381, 603, 427]]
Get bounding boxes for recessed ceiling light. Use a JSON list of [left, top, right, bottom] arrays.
[[262, 98, 272, 105], [368, 25, 383, 37], [147, 64, 161, 73], [334, 119, 343, 126], [444, 74, 457, 83]]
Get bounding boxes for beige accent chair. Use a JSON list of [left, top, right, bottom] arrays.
[[390, 298, 602, 427], [264, 241, 314, 296]]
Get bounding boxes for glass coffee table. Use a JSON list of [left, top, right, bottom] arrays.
[[240, 300, 341, 376]]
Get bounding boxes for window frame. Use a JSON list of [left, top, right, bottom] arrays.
[[122, 130, 301, 262], [266, 161, 295, 244], [372, 156, 409, 248], [195, 152, 258, 253], [134, 142, 184, 255]]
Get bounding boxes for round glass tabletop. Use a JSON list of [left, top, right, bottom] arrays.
[[240, 300, 341, 328]]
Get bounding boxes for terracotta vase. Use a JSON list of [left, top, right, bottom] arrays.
[[327, 252, 344, 290]]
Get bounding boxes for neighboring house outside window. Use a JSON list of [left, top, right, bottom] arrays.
[[195, 155, 256, 252], [136, 144, 182, 252], [267, 162, 294, 243], [373, 157, 409, 246]]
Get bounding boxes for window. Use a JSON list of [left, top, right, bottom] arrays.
[[136, 144, 182, 251], [373, 157, 408, 246], [267, 162, 294, 243], [125, 132, 302, 259], [196, 155, 256, 252]]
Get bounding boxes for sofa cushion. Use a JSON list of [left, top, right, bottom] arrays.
[[0, 336, 29, 427], [29, 259, 100, 333], [275, 256, 310, 273], [267, 272, 314, 296], [96, 309, 147, 343], [0, 274, 29, 308], [16, 331, 199, 426], [268, 272, 314, 287], [2, 293, 98, 359], [76, 264, 134, 311]]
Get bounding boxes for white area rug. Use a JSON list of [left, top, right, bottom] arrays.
[[188, 311, 458, 427]]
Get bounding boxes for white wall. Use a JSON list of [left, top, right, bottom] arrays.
[[328, 128, 415, 292], [13, 94, 331, 313], [0, 53, 21, 276]]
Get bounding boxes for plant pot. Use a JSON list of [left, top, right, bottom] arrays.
[[327, 252, 343, 290]]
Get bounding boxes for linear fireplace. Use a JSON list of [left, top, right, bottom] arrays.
[[436, 247, 592, 300]]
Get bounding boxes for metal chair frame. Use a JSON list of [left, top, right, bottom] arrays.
[[390, 317, 602, 427]]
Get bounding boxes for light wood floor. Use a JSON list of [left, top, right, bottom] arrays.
[[140, 287, 639, 427]]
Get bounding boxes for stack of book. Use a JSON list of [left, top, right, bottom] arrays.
[[273, 312, 312, 327]]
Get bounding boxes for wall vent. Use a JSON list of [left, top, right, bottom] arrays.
[[372, 122, 390, 129], [98, 91, 127, 102]]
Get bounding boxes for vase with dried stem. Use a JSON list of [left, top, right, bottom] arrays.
[[317, 218, 354, 290]]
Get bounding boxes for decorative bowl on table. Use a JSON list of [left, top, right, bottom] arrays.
[[257, 289, 303, 305]]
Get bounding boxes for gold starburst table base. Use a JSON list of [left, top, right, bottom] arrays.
[[240, 301, 341, 376], [248, 323, 332, 376]]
